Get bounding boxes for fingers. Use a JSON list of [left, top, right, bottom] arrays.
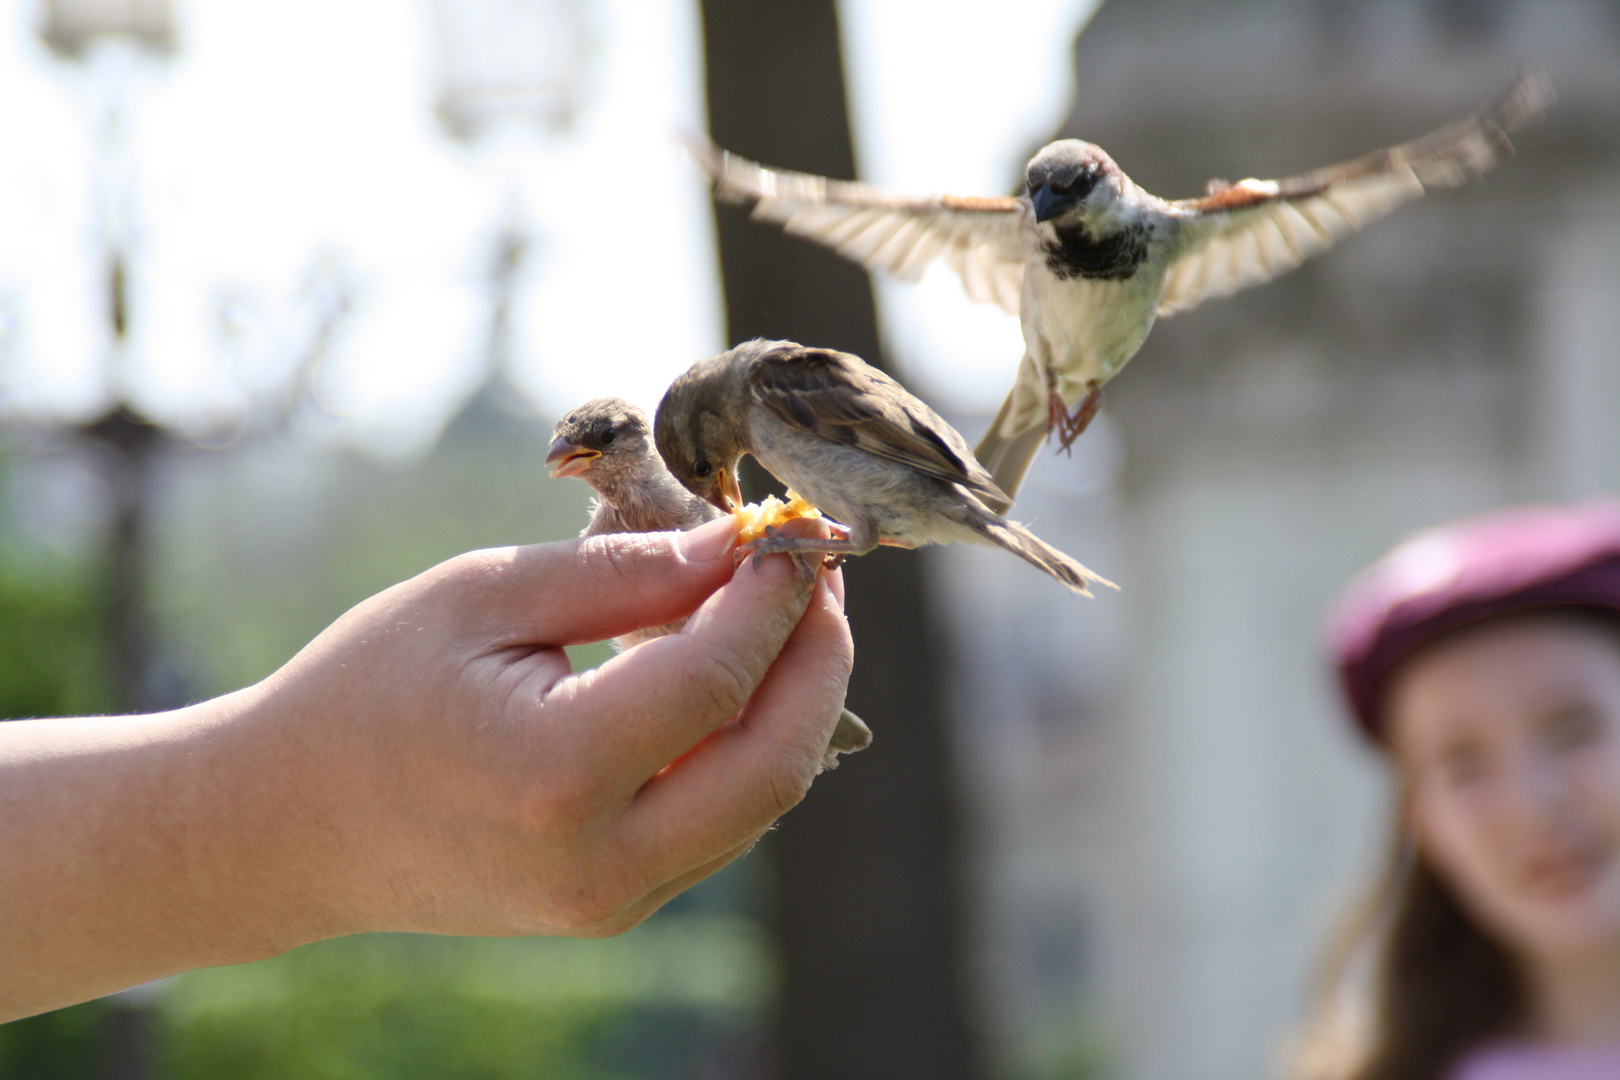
[[447, 517, 740, 646], [620, 573, 853, 879], [542, 531, 822, 788], [590, 837, 766, 937], [823, 561, 846, 610]]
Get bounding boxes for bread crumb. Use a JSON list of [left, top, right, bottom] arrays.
[[735, 491, 821, 544]]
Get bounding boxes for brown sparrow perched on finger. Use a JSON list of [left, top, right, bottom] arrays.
[[549, 397, 872, 769], [653, 341, 1114, 597], [687, 70, 1552, 503]]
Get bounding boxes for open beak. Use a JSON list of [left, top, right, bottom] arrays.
[[546, 436, 601, 478]]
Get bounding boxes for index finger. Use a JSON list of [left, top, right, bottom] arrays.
[[541, 539, 820, 790]]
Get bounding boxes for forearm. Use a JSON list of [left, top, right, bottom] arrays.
[[0, 687, 349, 1021]]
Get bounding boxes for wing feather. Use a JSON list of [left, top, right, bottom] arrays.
[[1157, 69, 1552, 316], [687, 134, 1029, 316], [746, 345, 1011, 508]]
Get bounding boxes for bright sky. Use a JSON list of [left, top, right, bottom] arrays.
[[0, 0, 1099, 457]]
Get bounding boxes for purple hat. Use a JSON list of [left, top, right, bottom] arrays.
[[1328, 499, 1620, 742]]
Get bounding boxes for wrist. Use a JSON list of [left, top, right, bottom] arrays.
[[117, 686, 364, 964], [200, 678, 388, 948], [0, 690, 359, 1019]]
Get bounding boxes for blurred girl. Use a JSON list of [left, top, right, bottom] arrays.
[[1297, 501, 1620, 1080]]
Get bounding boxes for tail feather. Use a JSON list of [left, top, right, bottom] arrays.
[[821, 707, 873, 772], [974, 418, 1045, 509], [974, 378, 1048, 507], [981, 518, 1116, 597]]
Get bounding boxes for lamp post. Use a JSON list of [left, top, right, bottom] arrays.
[[34, 5, 173, 1078], [37, 0, 171, 711], [23, 5, 354, 1075], [40, 0, 172, 58], [428, 0, 591, 144]]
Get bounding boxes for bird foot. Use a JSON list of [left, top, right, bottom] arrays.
[[735, 525, 864, 581], [821, 521, 851, 569], [733, 526, 818, 584], [1046, 384, 1104, 454], [789, 552, 819, 585]]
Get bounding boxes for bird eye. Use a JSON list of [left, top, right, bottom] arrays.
[[693, 460, 713, 478], [600, 427, 616, 445]]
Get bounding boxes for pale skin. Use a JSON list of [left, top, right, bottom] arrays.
[[1388, 612, 1620, 1045], [0, 515, 854, 1023]]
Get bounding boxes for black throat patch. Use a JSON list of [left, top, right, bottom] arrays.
[[1043, 220, 1149, 282]]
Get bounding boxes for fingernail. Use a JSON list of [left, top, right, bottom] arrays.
[[681, 517, 739, 563], [823, 569, 847, 612]]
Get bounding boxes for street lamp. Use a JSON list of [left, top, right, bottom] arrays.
[[428, 0, 593, 143], [40, 0, 173, 58], [36, 0, 176, 723], [23, 6, 348, 1072], [426, 0, 595, 403]]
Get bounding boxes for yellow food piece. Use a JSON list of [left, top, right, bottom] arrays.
[[734, 490, 822, 544]]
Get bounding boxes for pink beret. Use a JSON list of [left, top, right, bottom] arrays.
[[1327, 499, 1620, 742]]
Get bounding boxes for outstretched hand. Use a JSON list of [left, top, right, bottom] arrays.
[[278, 514, 853, 936], [0, 516, 853, 1021]]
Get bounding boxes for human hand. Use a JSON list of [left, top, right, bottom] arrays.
[[0, 516, 852, 1019], [263, 515, 853, 939]]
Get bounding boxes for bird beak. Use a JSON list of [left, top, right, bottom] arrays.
[[1032, 185, 1071, 223], [546, 436, 601, 478], [714, 469, 743, 513]]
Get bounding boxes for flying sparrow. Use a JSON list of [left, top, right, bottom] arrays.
[[688, 70, 1552, 502], [653, 340, 1114, 596], [549, 397, 872, 768]]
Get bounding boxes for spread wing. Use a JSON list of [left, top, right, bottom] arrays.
[[747, 345, 1012, 509], [688, 134, 1029, 316], [1156, 69, 1552, 317]]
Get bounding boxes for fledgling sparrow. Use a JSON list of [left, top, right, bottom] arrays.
[[549, 397, 872, 768], [688, 70, 1552, 502], [653, 341, 1114, 596]]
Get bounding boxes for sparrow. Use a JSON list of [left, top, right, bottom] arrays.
[[548, 397, 873, 769], [688, 69, 1553, 502], [548, 397, 723, 541], [653, 340, 1115, 596]]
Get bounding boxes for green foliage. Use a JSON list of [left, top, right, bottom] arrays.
[[0, 551, 111, 720], [159, 971, 615, 1080], [0, 913, 774, 1080], [151, 915, 774, 1080], [147, 404, 601, 697], [0, 1001, 109, 1080], [1006, 1015, 1110, 1080]]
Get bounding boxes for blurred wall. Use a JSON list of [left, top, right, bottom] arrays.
[[931, 2, 1620, 1078]]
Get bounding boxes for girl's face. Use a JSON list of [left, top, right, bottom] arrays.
[[1389, 613, 1620, 960]]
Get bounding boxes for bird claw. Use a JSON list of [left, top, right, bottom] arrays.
[[821, 520, 850, 569], [790, 553, 819, 584], [736, 525, 820, 585], [1046, 384, 1104, 454], [734, 519, 852, 576]]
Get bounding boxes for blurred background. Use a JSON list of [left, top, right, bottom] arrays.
[[2, 0, 1617, 1078]]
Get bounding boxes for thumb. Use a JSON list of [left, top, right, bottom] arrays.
[[457, 517, 740, 646]]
